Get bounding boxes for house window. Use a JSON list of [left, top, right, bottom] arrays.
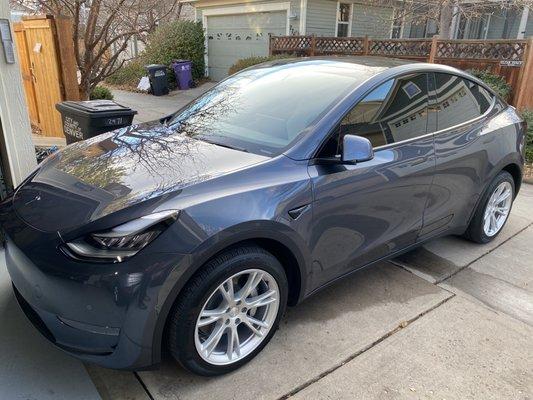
[[336, 3, 351, 37], [391, 8, 403, 38]]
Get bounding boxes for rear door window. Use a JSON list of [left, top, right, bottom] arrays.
[[434, 73, 494, 132]]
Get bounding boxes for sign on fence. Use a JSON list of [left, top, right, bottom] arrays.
[[500, 60, 523, 67]]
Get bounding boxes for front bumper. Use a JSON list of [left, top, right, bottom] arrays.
[[4, 233, 185, 370]]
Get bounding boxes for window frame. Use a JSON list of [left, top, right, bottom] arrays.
[[335, 2, 353, 38], [312, 70, 499, 161]]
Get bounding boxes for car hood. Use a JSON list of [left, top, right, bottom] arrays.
[[13, 122, 269, 232]]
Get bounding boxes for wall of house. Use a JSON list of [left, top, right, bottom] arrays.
[[0, 0, 37, 189], [305, 0, 393, 38], [351, 4, 392, 37], [305, 0, 336, 36]]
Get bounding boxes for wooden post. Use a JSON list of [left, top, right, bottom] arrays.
[[269, 34, 273, 56], [363, 35, 369, 55], [310, 35, 316, 56], [53, 16, 80, 101], [514, 37, 533, 110], [0, 0, 37, 188], [428, 35, 439, 63]]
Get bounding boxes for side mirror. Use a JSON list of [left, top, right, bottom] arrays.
[[342, 134, 374, 164]]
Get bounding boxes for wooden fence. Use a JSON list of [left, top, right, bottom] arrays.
[[270, 35, 533, 110], [13, 15, 79, 138]]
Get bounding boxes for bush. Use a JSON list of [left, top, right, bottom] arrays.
[[142, 21, 205, 81], [228, 54, 293, 75], [521, 109, 533, 164], [105, 59, 145, 87], [90, 86, 114, 100], [467, 69, 512, 101]]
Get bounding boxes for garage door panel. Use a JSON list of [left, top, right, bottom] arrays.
[[207, 11, 287, 81]]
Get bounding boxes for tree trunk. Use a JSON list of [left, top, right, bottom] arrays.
[[79, 78, 91, 100], [439, 1, 453, 39]]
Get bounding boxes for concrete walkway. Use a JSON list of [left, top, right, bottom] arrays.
[[111, 83, 216, 124], [0, 185, 531, 399]]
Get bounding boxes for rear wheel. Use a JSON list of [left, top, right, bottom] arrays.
[[167, 246, 287, 376], [464, 171, 514, 244]]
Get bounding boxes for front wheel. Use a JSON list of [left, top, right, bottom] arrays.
[[167, 246, 288, 376], [464, 171, 515, 244]]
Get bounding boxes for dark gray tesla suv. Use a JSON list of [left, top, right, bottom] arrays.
[[0, 57, 525, 376]]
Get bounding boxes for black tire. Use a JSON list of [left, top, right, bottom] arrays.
[[166, 246, 288, 376], [464, 171, 515, 244]]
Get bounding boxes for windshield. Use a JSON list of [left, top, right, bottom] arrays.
[[168, 61, 361, 156]]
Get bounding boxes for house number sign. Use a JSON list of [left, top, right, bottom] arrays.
[[500, 60, 523, 67], [0, 19, 15, 64]]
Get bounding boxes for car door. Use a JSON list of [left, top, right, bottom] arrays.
[[420, 72, 498, 238], [307, 72, 436, 289]]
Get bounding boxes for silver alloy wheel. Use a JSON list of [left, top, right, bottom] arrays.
[[483, 181, 513, 237], [194, 269, 280, 365]]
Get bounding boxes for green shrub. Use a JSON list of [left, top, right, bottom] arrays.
[[467, 69, 512, 101], [521, 109, 533, 164], [90, 85, 114, 100], [105, 59, 145, 87], [228, 54, 292, 75], [142, 21, 205, 81]]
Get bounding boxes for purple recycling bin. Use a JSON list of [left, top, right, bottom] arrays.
[[171, 60, 193, 90]]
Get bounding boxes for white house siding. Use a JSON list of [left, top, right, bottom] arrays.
[[305, 0, 336, 36], [351, 4, 393, 37]]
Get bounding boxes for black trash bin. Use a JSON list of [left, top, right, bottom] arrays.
[[145, 64, 169, 96], [56, 100, 137, 145]]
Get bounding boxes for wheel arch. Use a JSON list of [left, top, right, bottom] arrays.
[[501, 162, 522, 197], [150, 225, 310, 366]]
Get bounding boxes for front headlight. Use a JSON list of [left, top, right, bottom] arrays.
[[62, 210, 179, 263]]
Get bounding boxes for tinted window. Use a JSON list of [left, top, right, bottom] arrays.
[[320, 73, 430, 156], [168, 63, 363, 156], [434, 73, 494, 131]]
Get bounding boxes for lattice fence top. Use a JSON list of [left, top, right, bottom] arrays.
[[436, 41, 526, 61], [314, 37, 365, 55], [270, 36, 528, 62], [271, 36, 311, 51], [369, 39, 431, 57]]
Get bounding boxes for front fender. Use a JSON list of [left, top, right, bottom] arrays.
[[150, 219, 313, 366]]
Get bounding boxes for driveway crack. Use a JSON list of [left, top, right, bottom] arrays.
[[276, 294, 455, 399]]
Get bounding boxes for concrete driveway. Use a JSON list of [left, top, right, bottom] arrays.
[[111, 83, 216, 124], [1, 184, 531, 400]]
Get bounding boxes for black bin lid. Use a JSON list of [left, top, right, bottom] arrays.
[[145, 64, 167, 71], [56, 100, 137, 118]]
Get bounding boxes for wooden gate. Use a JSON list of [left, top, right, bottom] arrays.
[[13, 16, 79, 138]]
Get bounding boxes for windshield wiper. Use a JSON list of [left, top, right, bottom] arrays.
[[200, 138, 249, 153]]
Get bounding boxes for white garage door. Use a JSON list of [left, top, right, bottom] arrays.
[[206, 11, 287, 81]]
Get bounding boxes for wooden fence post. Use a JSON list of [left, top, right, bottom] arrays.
[[428, 35, 439, 63], [53, 16, 79, 101], [269, 34, 273, 56], [363, 35, 369, 55], [310, 35, 316, 56], [514, 37, 533, 111]]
